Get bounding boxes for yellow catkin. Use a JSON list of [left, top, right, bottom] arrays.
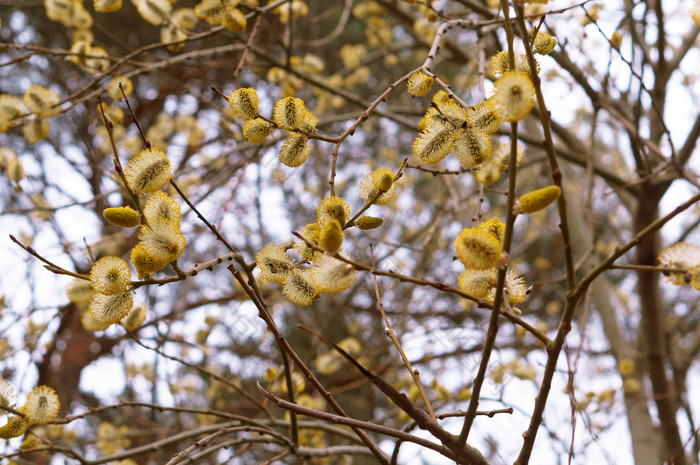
[[131, 242, 168, 278], [66, 278, 95, 304], [425, 100, 468, 126], [89, 290, 134, 326], [617, 358, 635, 377], [81, 308, 112, 332], [222, 7, 246, 32], [468, 100, 500, 134], [479, 217, 505, 244], [279, 132, 312, 167], [135, 0, 171, 25], [319, 219, 344, 253], [243, 118, 272, 144], [273, 96, 306, 130], [138, 221, 186, 263], [0, 95, 21, 131], [143, 192, 180, 226], [317, 197, 351, 226], [308, 255, 358, 294], [413, 120, 455, 164], [358, 167, 396, 205], [491, 72, 535, 123], [407, 71, 433, 97], [517, 185, 561, 214], [658, 243, 700, 286], [123, 147, 172, 194], [173, 8, 198, 29], [454, 228, 502, 269], [533, 32, 557, 55], [23, 386, 60, 425], [103, 206, 141, 228], [282, 270, 319, 305], [0, 377, 16, 409], [623, 378, 641, 394], [94, 0, 123, 13], [454, 128, 491, 168], [228, 88, 258, 120], [358, 216, 384, 230], [458, 268, 496, 299], [194, 0, 224, 25], [23, 84, 60, 118], [256, 244, 295, 283], [121, 305, 147, 331], [0, 416, 28, 439], [294, 223, 322, 262], [23, 117, 51, 143], [90, 256, 131, 295]]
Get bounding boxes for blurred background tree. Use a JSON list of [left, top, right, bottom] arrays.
[[1, 0, 700, 463]]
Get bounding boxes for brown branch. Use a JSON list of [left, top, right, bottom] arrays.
[[257, 383, 459, 460], [9, 234, 89, 280], [227, 265, 390, 464]]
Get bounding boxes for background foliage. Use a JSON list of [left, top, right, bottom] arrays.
[[1, 0, 700, 463]]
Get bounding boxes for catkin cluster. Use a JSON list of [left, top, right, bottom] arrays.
[[76, 143, 184, 332], [226, 88, 321, 168], [455, 218, 528, 312], [256, 176, 398, 306], [413, 92, 499, 169]]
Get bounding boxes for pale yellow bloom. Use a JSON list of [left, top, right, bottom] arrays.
[[89, 290, 134, 326], [308, 255, 358, 294], [124, 147, 172, 194], [358, 167, 396, 205], [23, 386, 60, 425], [23, 84, 60, 117], [413, 120, 454, 164], [90, 256, 131, 295], [256, 244, 295, 283], [282, 270, 319, 305], [138, 221, 186, 263], [491, 72, 535, 123]]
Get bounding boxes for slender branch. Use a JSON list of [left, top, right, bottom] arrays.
[[9, 235, 88, 280], [291, 232, 552, 345], [257, 383, 458, 460], [370, 245, 436, 421], [227, 265, 390, 464]]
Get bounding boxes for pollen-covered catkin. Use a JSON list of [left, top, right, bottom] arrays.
[[454, 128, 491, 168], [123, 147, 172, 194], [454, 228, 502, 269], [413, 120, 455, 164], [317, 197, 351, 226], [282, 270, 319, 305], [274, 96, 306, 130], [491, 72, 535, 123], [243, 118, 272, 144], [407, 71, 433, 97], [0, 415, 27, 439], [533, 32, 557, 55], [228, 88, 258, 120], [89, 290, 134, 326], [279, 132, 312, 167]]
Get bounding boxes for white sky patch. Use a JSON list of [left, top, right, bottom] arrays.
[[79, 357, 126, 400]]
